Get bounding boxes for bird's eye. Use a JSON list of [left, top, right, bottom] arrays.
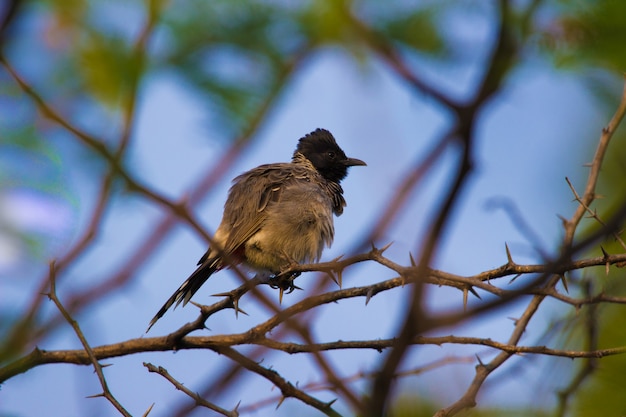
[[327, 151, 336, 159]]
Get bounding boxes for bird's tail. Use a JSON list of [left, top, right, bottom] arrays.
[[147, 257, 220, 332]]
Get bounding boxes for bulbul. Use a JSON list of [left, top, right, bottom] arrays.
[[147, 128, 366, 331]]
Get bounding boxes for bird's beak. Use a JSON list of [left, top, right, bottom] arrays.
[[344, 157, 367, 167]]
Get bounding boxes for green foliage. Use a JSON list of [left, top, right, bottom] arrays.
[[375, 6, 445, 56], [160, 0, 304, 136], [390, 397, 440, 417], [76, 34, 143, 107], [540, 0, 626, 71]]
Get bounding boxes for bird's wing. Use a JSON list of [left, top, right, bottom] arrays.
[[221, 163, 313, 256]]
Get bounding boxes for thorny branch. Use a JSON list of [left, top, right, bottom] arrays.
[[555, 280, 599, 417], [46, 262, 133, 417], [4, 247, 626, 382], [144, 362, 240, 417]]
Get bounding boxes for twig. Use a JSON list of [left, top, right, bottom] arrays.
[[214, 345, 343, 417], [563, 79, 626, 246], [565, 177, 626, 251], [46, 261, 132, 417], [5, 329, 626, 384], [237, 355, 475, 414], [144, 362, 239, 417], [555, 280, 599, 416]]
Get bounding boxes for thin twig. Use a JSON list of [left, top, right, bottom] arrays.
[[565, 176, 626, 251], [563, 79, 626, 246], [46, 261, 132, 417], [555, 280, 599, 417], [144, 362, 239, 417], [214, 346, 343, 417]]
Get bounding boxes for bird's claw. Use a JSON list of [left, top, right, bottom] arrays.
[[269, 271, 302, 303]]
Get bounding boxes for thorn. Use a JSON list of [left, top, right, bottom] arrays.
[[336, 269, 343, 288], [463, 288, 468, 311], [560, 274, 569, 293], [508, 274, 521, 284], [504, 243, 514, 265], [279, 287, 284, 304], [276, 396, 286, 410], [365, 287, 375, 305], [142, 403, 155, 417], [233, 400, 241, 413], [370, 241, 377, 252], [380, 241, 394, 253], [330, 254, 344, 263], [86, 392, 106, 399], [325, 398, 337, 408], [475, 354, 484, 366], [233, 298, 248, 317], [469, 286, 481, 299], [600, 246, 611, 275], [327, 271, 339, 287], [212, 291, 233, 298], [600, 246, 610, 259], [409, 252, 416, 267]]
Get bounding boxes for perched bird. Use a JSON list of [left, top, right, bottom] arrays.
[[147, 128, 365, 331]]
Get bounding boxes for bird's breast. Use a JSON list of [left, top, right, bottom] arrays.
[[243, 181, 335, 273]]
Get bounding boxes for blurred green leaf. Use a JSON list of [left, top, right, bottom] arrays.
[[377, 8, 445, 56], [160, 0, 306, 136], [297, 0, 355, 46], [77, 34, 143, 107], [540, 0, 626, 71]]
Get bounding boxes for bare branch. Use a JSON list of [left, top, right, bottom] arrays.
[[47, 262, 132, 417], [214, 346, 343, 417], [144, 362, 239, 417]]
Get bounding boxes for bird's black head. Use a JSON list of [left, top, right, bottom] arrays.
[[294, 128, 366, 183]]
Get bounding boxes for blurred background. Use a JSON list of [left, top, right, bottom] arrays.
[[1, 0, 626, 416]]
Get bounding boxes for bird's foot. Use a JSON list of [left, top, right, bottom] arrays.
[[269, 270, 302, 303]]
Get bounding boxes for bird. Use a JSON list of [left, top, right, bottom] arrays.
[[147, 128, 366, 331]]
